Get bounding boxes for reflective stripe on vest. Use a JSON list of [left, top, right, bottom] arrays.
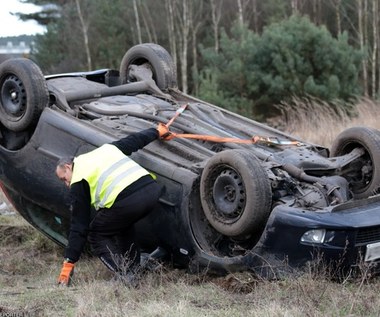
[[70, 144, 150, 210], [95, 157, 144, 208]]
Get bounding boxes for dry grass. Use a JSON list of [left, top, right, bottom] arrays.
[[275, 97, 380, 147], [2, 99, 380, 316], [1, 208, 380, 315]]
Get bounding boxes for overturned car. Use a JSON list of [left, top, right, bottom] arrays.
[[1, 43, 380, 278]]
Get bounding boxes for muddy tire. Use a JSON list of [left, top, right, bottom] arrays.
[[200, 149, 272, 238], [330, 126, 380, 199], [119, 43, 177, 91], [0, 58, 48, 132]]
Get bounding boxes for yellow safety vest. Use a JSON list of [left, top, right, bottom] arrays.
[[70, 144, 150, 210]]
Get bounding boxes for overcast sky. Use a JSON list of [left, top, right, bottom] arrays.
[[0, 0, 46, 37]]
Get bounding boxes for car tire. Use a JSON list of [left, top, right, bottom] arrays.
[[200, 149, 272, 238], [119, 43, 177, 91], [330, 126, 380, 199], [0, 58, 48, 132]]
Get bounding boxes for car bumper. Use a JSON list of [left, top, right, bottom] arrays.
[[259, 195, 380, 274]]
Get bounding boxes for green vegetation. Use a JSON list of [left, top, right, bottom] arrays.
[[254, 17, 361, 103], [198, 17, 361, 119], [10, 0, 375, 120]]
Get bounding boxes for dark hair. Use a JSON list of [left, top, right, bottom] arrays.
[[57, 156, 74, 168]]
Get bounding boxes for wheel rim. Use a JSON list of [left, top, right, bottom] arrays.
[[212, 168, 246, 223], [1, 74, 27, 118]]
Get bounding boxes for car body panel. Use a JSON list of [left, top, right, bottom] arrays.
[[1, 50, 380, 278]]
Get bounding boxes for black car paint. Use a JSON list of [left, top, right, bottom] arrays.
[[261, 200, 380, 270], [1, 57, 380, 277], [0, 106, 199, 267]]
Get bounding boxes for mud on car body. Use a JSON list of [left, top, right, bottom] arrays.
[[0, 43, 380, 278]]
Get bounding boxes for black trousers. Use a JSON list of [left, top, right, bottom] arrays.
[[88, 181, 161, 273]]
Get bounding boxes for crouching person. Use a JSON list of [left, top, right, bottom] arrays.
[[55, 124, 172, 286]]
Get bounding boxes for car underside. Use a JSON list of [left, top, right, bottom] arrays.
[[1, 43, 380, 278]]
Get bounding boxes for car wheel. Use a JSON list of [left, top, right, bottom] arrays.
[[0, 58, 48, 132], [200, 149, 272, 238], [330, 126, 380, 199], [119, 43, 177, 91]]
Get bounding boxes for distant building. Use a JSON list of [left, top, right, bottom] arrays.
[[0, 35, 35, 60]]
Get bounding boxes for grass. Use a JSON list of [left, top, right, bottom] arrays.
[[275, 97, 380, 147], [1, 223, 380, 317], [1, 99, 380, 316]]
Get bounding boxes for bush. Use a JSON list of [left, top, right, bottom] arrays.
[[198, 16, 362, 119], [255, 16, 361, 104]]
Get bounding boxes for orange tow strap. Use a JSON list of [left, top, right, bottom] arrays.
[[172, 133, 256, 144], [166, 104, 302, 146]]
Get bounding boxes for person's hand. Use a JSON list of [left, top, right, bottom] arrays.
[[57, 261, 75, 286], [252, 135, 261, 143], [157, 123, 174, 140]]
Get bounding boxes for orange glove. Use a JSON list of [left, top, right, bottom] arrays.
[[157, 123, 174, 140], [58, 261, 75, 286], [252, 135, 261, 143]]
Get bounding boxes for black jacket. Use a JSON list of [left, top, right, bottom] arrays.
[[64, 128, 158, 262]]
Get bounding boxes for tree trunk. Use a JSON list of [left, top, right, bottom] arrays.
[[210, 0, 223, 53], [140, 8, 152, 43], [291, 0, 299, 15], [141, 2, 158, 43], [312, 0, 321, 25], [237, 0, 244, 26], [372, 0, 378, 97], [166, 0, 177, 66], [133, 0, 142, 44], [179, 0, 190, 93], [191, 1, 203, 95], [373, 0, 380, 97], [358, 0, 369, 96], [365, 0, 369, 95], [335, 0, 342, 35], [252, 0, 259, 32], [75, 0, 92, 70]]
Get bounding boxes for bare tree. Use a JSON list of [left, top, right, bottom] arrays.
[[371, 0, 380, 96], [141, 2, 158, 43], [312, 0, 322, 25], [210, 0, 223, 52], [237, 0, 261, 30], [291, 0, 299, 14], [332, 0, 342, 35], [372, 0, 378, 97], [190, 0, 204, 95], [166, 0, 177, 66], [358, 0, 369, 95], [175, 0, 191, 93], [252, 0, 259, 32], [75, 0, 92, 70], [237, 0, 244, 26], [133, 0, 142, 44]]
